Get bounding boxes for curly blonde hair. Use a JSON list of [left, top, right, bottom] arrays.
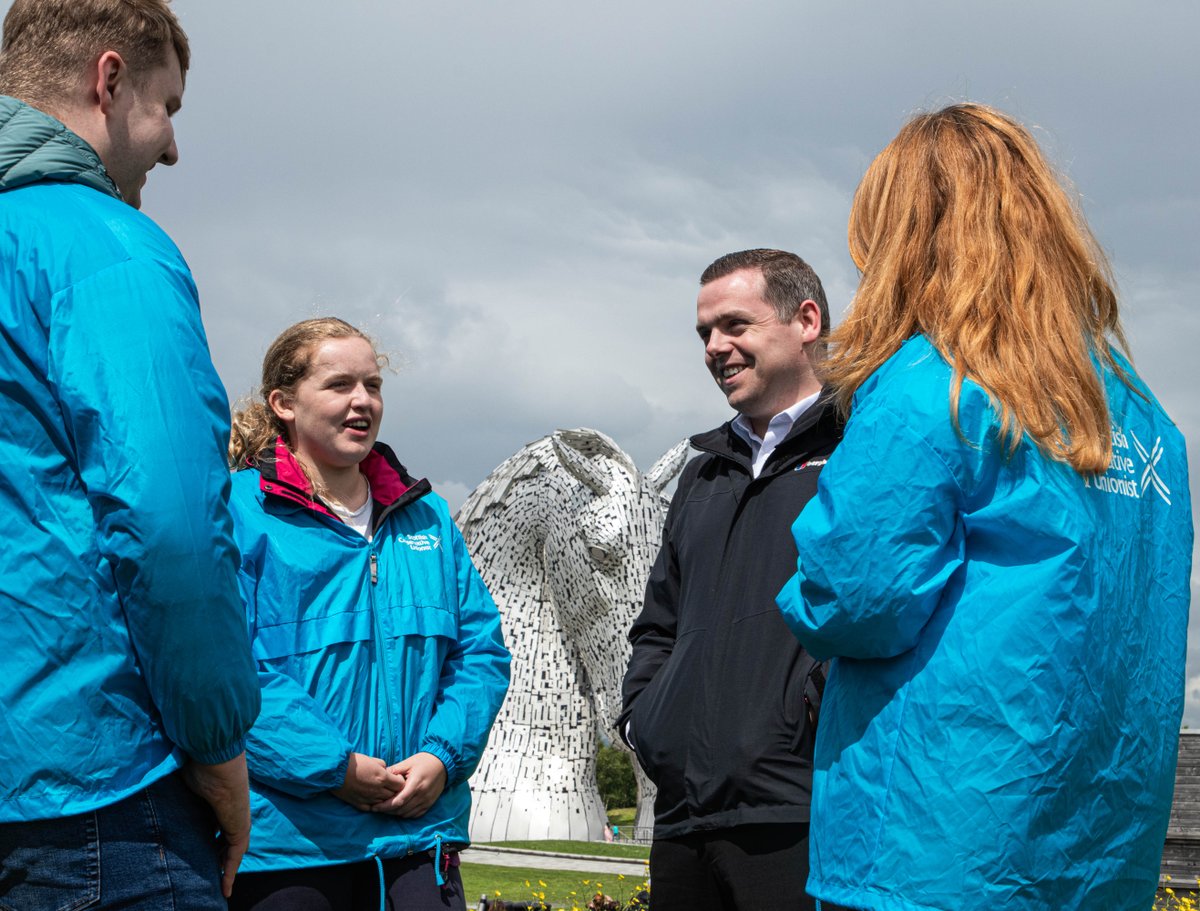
[[826, 103, 1131, 473]]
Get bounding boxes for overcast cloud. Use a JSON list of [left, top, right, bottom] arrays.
[[11, 1, 1196, 720]]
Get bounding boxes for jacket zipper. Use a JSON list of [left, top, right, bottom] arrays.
[[368, 545, 395, 760]]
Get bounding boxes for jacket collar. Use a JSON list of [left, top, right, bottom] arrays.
[[690, 386, 842, 472], [0, 96, 121, 199], [254, 437, 427, 519]]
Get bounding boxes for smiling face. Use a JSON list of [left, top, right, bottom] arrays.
[[268, 336, 383, 482], [696, 267, 822, 436], [98, 47, 183, 208]]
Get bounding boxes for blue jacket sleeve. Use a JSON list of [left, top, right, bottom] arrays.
[[246, 675, 353, 798], [419, 517, 511, 784], [776, 398, 965, 660], [48, 258, 261, 764], [233, 558, 354, 797]]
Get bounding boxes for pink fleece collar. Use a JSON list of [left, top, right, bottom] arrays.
[[262, 437, 411, 510]]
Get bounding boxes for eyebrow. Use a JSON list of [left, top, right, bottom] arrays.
[[696, 309, 753, 331], [320, 369, 382, 382]]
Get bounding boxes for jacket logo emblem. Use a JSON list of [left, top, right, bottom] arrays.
[[796, 458, 828, 471], [398, 533, 441, 552], [1084, 425, 1171, 505], [1131, 432, 1171, 505]]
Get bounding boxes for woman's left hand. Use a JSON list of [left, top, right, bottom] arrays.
[[370, 752, 447, 818]]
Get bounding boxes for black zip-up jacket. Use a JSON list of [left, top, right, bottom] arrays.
[[618, 393, 842, 837]]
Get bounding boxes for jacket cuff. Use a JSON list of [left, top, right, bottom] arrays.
[[614, 707, 636, 751], [420, 739, 459, 783], [619, 720, 636, 753], [332, 750, 351, 790], [188, 736, 247, 766]]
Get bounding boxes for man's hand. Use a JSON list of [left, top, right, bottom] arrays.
[[370, 752, 447, 818], [181, 752, 251, 899], [330, 752, 406, 812]]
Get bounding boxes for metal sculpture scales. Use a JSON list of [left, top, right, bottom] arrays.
[[459, 428, 687, 841]]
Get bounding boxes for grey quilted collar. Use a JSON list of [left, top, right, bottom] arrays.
[[0, 95, 121, 200]]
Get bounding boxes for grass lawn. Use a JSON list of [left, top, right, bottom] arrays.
[[483, 839, 649, 860], [606, 806, 636, 828], [461, 864, 648, 909]]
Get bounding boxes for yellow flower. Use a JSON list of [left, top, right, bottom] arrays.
[[539, 880, 547, 887]]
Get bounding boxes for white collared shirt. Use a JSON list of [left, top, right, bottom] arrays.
[[731, 391, 821, 478]]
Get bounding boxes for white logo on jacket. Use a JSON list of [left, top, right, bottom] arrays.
[[398, 533, 441, 552], [1131, 431, 1171, 505], [1084, 424, 1171, 506]]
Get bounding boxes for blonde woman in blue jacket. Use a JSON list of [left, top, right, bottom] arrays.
[[226, 318, 510, 911], [776, 105, 1192, 910]]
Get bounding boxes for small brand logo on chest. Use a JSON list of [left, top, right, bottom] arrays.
[[796, 458, 828, 471], [398, 533, 441, 552]]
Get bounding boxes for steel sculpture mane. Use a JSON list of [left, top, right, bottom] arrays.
[[460, 428, 687, 841]]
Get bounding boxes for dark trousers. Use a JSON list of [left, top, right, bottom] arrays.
[[0, 772, 225, 911], [650, 822, 820, 911], [228, 853, 466, 911]]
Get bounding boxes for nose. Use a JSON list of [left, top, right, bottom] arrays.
[[160, 136, 179, 167], [705, 329, 731, 360]]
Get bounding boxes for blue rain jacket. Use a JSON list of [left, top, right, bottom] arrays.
[[0, 97, 261, 821], [777, 335, 1192, 911], [230, 440, 510, 870]]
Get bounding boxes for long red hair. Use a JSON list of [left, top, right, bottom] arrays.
[[825, 103, 1131, 473]]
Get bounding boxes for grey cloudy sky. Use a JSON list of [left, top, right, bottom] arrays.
[[23, 2, 1200, 717]]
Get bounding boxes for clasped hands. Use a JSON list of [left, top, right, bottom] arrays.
[[331, 751, 447, 818]]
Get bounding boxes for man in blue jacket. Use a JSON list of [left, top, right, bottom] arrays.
[[0, 1, 261, 907]]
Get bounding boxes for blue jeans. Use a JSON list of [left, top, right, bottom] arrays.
[[0, 772, 225, 911]]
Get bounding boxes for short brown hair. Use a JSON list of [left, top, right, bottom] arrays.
[[0, 0, 189, 111], [700, 248, 830, 337]]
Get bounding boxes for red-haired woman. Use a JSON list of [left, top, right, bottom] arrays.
[[777, 105, 1192, 911]]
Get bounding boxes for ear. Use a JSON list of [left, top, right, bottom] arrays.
[[795, 299, 823, 345], [645, 439, 689, 494], [92, 50, 128, 115], [267, 389, 295, 426], [552, 430, 612, 497]]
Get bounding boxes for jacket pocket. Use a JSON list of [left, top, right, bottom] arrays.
[[785, 653, 826, 754], [374, 601, 457, 641], [253, 607, 376, 661], [628, 629, 701, 800]]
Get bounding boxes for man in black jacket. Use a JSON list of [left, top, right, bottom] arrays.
[[619, 249, 841, 910]]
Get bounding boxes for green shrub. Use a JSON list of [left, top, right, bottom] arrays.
[[595, 742, 637, 809]]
